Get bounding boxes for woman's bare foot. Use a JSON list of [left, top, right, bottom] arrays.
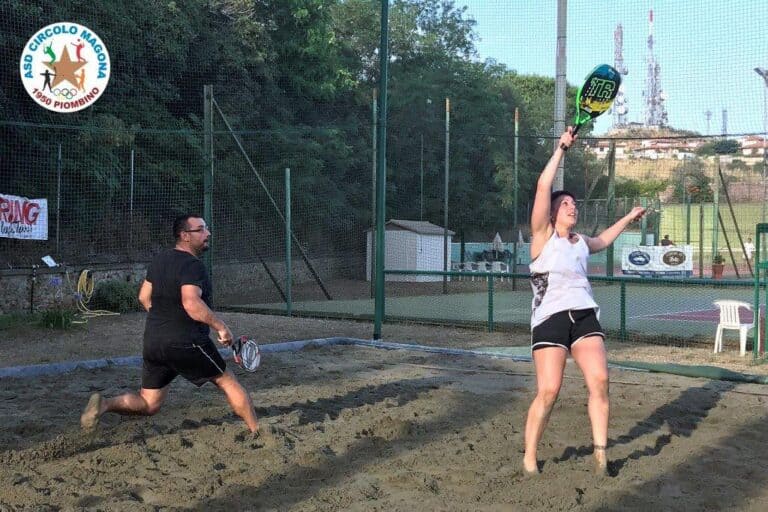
[[593, 445, 608, 475], [523, 455, 540, 475]]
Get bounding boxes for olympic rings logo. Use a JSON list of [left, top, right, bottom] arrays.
[[53, 87, 78, 99]]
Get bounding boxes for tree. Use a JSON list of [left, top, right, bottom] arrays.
[[697, 138, 740, 156], [669, 158, 714, 202]]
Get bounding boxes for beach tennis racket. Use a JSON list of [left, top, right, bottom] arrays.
[[561, 64, 622, 149], [232, 335, 261, 372]]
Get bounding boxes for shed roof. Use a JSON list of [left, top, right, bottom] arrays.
[[368, 219, 455, 236]]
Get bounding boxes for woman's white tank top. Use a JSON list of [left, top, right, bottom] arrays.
[[529, 231, 599, 328]]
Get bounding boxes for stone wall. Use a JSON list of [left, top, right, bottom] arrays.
[[0, 265, 147, 314], [0, 255, 364, 314]]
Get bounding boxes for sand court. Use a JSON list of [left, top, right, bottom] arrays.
[[2, 325, 768, 511]]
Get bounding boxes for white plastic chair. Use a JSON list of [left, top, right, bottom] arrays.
[[460, 262, 476, 281], [713, 300, 754, 356], [491, 261, 509, 282]]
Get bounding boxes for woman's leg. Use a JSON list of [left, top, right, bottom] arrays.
[[523, 346, 567, 473], [571, 336, 609, 471]]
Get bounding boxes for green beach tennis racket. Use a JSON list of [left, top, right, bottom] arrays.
[[561, 64, 622, 149]]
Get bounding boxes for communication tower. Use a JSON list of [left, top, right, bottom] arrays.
[[642, 10, 668, 128], [613, 24, 629, 127], [721, 109, 728, 136], [704, 110, 712, 135]]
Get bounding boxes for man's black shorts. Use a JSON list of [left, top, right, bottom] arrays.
[[142, 340, 226, 389], [531, 308, 605, 352]]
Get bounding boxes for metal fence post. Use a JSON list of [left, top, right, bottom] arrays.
[[487, 274, 494, 332]]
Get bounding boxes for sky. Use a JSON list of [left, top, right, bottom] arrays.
[[458, 0, 768, 136]]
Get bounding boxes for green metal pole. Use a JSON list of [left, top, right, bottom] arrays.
[[203, 85, 214, 285], [285, 168, 292, 317], [443, 97, 450, 295], [620, 280, 626, 341], [56, 143, 61, 255], [512, 107, 519, 290], [685, 188, 691, 244], [712, 157, 720, 261], [373, 0, 389, 339], [606, 142, 616, 277], [487, 274, 494, 333], [699, 201, 704, 278], [755, 224, 767, 358], [653, 197, 661, 247], [370, 88, 377, 299], [640, 197, 648, 245], [420, 132, 424, 221]]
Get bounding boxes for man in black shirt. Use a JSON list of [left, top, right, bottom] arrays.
[[81, 214, 268, 440]]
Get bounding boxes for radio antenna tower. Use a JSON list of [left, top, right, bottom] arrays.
[[642, 9, 668, 128], [613, 23, 629, 127], [721, 109, 728, 136], [704, 110, 712, 135]]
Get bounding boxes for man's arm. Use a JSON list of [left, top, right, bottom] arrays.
[[138, 280, 152, 312], [180, 284, 233, 345]]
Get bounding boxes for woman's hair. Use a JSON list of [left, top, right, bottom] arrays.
[[550, 190, 575, 223]]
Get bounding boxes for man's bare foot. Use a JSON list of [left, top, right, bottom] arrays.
[[254, 426, 278, 449], [80, 393, 103, 430], [236, 425, 278, 449]]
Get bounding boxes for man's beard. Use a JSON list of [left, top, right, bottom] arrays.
[[193, 243, 209, 256]]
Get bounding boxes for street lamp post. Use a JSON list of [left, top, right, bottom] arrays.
[[755, 67, 768, 222]]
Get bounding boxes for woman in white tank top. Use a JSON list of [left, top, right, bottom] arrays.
[[522, 128, 646, 476]]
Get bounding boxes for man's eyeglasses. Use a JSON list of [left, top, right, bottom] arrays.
[[184, 227, 209, 233]]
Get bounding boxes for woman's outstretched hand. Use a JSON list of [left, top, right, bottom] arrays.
[[627, 206, 647, 222], [559, 127, 577, 151]]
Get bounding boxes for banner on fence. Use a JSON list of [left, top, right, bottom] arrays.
[[621, 245, 693, 277], [0, 193, 48, 240]]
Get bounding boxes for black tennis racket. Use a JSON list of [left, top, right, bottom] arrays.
[[562, 64, 622, 149]]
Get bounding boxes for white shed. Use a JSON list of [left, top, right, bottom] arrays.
[[366, 219, 455, 282]]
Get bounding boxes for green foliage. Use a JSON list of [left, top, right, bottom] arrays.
[[712, 253, 725, 264], [726, 159, 748, 172], [697, 139, 740, 156], [37, 308, 76, 329], [669, 158, 715, 202], [0, 0, 610, 253], [615, 178, 668, 198], [0, 312, 37, 331], [89, 280, 141, 313]]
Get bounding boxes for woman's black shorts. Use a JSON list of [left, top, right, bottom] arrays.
[[531, 308, 604, 352]]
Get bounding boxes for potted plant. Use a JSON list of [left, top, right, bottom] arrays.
[[712, 253, 725, 279]]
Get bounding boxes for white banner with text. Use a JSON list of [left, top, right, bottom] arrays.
[[0, 193, 48, 240]]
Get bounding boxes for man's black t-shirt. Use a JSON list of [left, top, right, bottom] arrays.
[[143, 249, 211, 345]]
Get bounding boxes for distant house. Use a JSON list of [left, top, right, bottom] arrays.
[[366, 219, 455, 282], [740, 135, 767, 157], [585, 134, 706, 160]]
